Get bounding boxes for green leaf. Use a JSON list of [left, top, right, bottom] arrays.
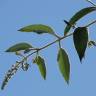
[[18, 24, 55, 35], [6, 43, 32, 52], [34, 56, 46, 80], [57, 48, 70, 84], [73, 27, 88, 62], [64, 7, 96, 36]]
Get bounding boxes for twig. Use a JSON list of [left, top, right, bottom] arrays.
[[26, 33, 73, 58], [86, 0, 96, 6], [19, 19, 96, 63], [85, 20, 96, 27]]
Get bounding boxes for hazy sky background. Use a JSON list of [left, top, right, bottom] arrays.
[[0, 0, 96, 96]]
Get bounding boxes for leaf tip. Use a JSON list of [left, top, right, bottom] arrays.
[[5, 49, 9, 52], [1, 86, 4, 90], [18, 29, 22, 32], [43, 76, 46, 80], [66, 80, 69, 85]]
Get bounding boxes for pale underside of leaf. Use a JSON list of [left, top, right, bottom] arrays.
[[57, 48, 70, 84], [6, 42, 32, 52], [18, 24, 55, 35], [34, 56, 46, 80]]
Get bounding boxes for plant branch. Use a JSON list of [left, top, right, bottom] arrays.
[[26, 33, 73, 58], [86, 0, 96, 6], [28, 19, 96, 57], [18, 19, 96, 64], [85, 19, 96, 27]]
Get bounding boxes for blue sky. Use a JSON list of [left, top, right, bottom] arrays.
[[0, 0, 96, 96]]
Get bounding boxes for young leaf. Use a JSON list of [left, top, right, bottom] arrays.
[[6, 43, 32, 52], [57, 48, 70, 84], [88, 40, 96, 47], [34, 56, 46, 80], [64, 7, 96, 36], [18, 24, 55, 35], [73, 27, 88, 62]]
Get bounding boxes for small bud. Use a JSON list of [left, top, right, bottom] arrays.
[[22, 63, 29, 71]]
